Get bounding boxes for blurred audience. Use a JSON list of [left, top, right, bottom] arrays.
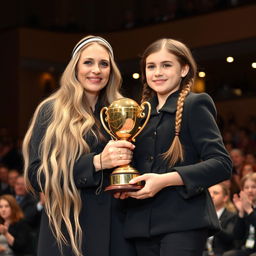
[[245, 154, 256, 166], [0, 166, 9, 195], [14, 176, 42, 232], [230, 149, 246, 197], [241, 165, 256, 179], [0, 194, 33, 256], [203, 183, 237, 256], [1, 170, 19, 196], [223, 173, 256, 256]]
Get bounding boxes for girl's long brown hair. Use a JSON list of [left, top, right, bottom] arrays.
[[141, 38, 197, 166]]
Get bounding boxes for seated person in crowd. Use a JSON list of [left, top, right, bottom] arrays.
[[0, 194, 32, 256], [223, 173, 256, 256], [1, 170, 19, 196], [203, 182, 237, 256], [241, 164, 256, 179], [14, 175, 42, 231], [230, 149, 245, 197], [0, 165, 9, 195], [245, 154, 256, 167]]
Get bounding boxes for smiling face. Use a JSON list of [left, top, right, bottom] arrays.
[[0, 199, 11, 221], [145, 48, 189, 101], [243, 179, 256, 203], [76, 43, 111, 98]]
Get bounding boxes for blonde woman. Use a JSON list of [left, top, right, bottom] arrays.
[[23, 36, 136, 256], [117, 38, 232, 256]]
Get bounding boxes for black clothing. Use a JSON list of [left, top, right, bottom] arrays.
[[8, 219, 33, 256], [124, 92, 232, 239], [135, 229, 208, 256], [17, 194, 41, 229], [212, 209, 238, 255], [27, 101, 135, 256], [235, 210, 256, 250]]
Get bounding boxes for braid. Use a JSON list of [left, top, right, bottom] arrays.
[[175, 85, 191, 136], [163, 84, 191, 166]]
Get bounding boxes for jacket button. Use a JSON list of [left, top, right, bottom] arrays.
[[79, 178, 87, 185], [197, 187, 204, 193], [149, 156, 154, 161]]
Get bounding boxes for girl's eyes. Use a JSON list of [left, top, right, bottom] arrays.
[[163, 63, 171, 68], [146, 63, 172, 69], [146, 65, 155, 69]]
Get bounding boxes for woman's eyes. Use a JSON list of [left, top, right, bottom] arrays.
[[83, 60, 93, 65], [100, 61, 109, 67], [83, 60, 109, 67]]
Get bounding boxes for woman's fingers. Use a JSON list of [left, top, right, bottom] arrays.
[[101, 140, 135, 169]]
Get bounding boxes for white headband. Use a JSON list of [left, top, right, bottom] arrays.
[[71, 37, 114, 58]]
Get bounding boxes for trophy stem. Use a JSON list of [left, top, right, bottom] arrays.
[[100, 98, 151, 193]]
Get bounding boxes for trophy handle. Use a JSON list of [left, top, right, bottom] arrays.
[[100, 107, 117, 140], [131, 101, 151, 142]]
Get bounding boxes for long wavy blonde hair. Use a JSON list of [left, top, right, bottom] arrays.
[[140, 38, 197, 167], [23, 35, 122, 256]]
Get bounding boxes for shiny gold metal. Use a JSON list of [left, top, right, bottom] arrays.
[[100, 98, 151, 192]]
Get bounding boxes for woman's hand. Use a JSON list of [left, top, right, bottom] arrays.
[[0, 245, 6, 252], [0, 224, 7, 235], [240, 190, 253, 215], [233, 193, 244, 217], [94, 140, 135, 171], [0, 224, 14, 246]]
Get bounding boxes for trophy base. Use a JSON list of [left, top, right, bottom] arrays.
[[105, 167, 143, 192], [104, 184, 143, 192]]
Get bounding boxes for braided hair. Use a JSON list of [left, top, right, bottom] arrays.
[[140, 38, 197, 166]]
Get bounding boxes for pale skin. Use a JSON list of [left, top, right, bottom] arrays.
[[208, 184, 228, 211], [115, 48, 190, 200], [76, 43, 134, 171], [233, 179, 256, 217], [0, 199, 14, 246]]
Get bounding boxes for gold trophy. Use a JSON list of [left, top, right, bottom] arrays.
[[100, 98, 151, 192]]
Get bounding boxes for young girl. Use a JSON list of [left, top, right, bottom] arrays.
[[118, 38, 232, 256], [23, 35, 135, 256]]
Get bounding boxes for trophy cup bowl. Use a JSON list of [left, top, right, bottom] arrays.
[[100, 98, 151, 192]]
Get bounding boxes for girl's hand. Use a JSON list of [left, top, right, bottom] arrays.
[[94, 140, 135, 171], [125, 173, 168, 199], [113, 192, 129, 200]]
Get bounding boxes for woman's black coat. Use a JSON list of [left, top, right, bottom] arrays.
[[124, 91, 232, 238], [27, 101, 135, 256]]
